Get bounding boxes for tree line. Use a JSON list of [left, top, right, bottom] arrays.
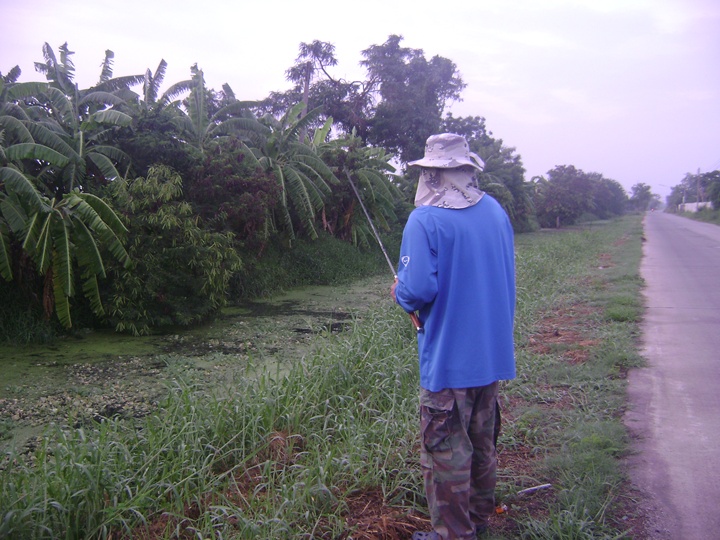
[[664, 169, 720, 210], [1, 37, 642, 337]]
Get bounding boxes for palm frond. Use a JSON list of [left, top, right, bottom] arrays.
[[92, 74, 145, 93], [28, 212, 53, 274], [51, 214, 73, 296], [1, 65, 22, 84], [21, 209, 42, 247], [39, 43, 56, 66], [75, 192, 128, 236], [142, 68, 155, 103], [357, 168, 399, 200], [296, 167, 327, 211], [63, 161, 86, 194], [4, 143, 71, 167], [215, 100, 258, 116], [271, 164, 294, 235], [52, 262, 72, 328], [81, 272, 104, 316], [34, 43, 56, 78], [25, 121, 78, 158], [78, 91, 126, 109], [293, 152, 337, 189], [1, 102, 32, 122], [90, 145, 131, 165], [42, 86, 77, 127], [283, 101, 306, 123], [238, 142, 262, 167], [71, 194, 130, 267], [283, 166, 317, 227], [295, 105, 323, 128], [209, 117, 265, 140], [159, 79, 194, 105], [98, 50, 114, 83], [0, 166, 47, 214], [120, 73, 148, 88], [87, 109, 133, 127], [86, 126, 121, 145], [73, 216, 105, 277], [186, 65, 209, 148], [222, 83, 236, 100], [312, 117, 333, 145], [6, 81, 51, 101], [144, 60, 167, 103], [0, 115, 34, 143], [231, 117, 272, 140], [283, 103, 322, 141], [57, 43, 76, 82], [87, 152, 122, 181], [1, 192, 29, 236], [356, 170, 396, 226], [294, 163, 334, 201]]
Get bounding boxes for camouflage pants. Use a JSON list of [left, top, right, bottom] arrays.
[[419, 383, 499, 540]]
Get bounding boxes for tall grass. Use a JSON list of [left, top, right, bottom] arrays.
[[230, 231, 392, 300], [1, 307, 421, 538], [0, 216, 645, 539]]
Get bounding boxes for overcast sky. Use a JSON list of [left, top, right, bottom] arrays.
[[2, 0, 719, 200]]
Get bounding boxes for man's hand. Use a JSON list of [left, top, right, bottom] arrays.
[[390, 278, 398, 302]]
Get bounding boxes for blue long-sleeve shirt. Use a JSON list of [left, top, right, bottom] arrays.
[[394, 195, 516, 391]]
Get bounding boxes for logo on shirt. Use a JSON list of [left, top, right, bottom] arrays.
[[401, 256, 410, 267]]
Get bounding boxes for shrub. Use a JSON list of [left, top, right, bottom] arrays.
[[105, 166, 242, 335]]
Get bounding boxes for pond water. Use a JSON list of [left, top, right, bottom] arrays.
[[0, 274, 392, 452]]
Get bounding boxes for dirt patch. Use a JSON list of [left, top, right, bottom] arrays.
[[130, 488, 431, 540], [337, 490, 430, 539], [526, 304, 601, 364]]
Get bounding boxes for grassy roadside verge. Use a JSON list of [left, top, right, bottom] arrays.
[[0, 215, 646, 539], [497, 215, 645, 539], [675, 207, 720, 225]]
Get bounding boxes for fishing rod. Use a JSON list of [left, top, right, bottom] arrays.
[[344, 168, 423, 332]]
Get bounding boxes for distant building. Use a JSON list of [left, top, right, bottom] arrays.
[[679, 202, 713, 212]]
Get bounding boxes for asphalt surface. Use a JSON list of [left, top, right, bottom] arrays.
[[625, 211, 720, 539]]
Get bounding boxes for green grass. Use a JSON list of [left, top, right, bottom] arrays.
[[0, 215, 646, 539], [500, 215, 645, 539], [230, 230, 392, 300], [678, 207, 720, 225]]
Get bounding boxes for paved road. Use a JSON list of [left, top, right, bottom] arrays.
[[625, 212, 720, 539]]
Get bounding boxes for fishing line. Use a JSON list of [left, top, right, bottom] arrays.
[[344, 168, 423, 332]]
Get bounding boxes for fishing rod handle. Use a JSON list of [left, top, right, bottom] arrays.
[[409, 312, 424, 333]]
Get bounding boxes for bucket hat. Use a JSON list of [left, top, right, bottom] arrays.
[[408, 133, 484, 171]]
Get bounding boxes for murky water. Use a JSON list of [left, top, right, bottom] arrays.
[[0, 274, 392, 451]]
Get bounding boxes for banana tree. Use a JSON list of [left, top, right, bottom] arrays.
[[34, 43, 144, 104], [6, 80, 133, 196], [169, 64, 258, 155], [314, 129, 400, 246], [14, 43, 142, 195], [135, 59, 195, 114], [0, 165, 130, 327], [240, 102, 339, 239]]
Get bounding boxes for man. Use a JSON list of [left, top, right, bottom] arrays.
[[390, 133, 516, 540]]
